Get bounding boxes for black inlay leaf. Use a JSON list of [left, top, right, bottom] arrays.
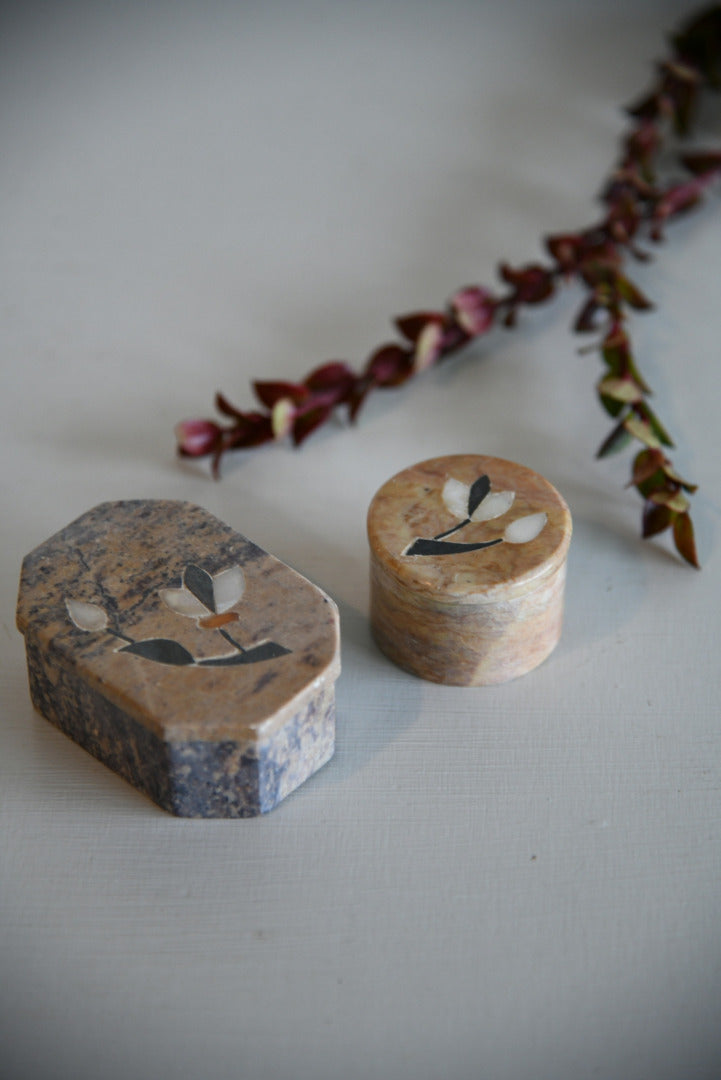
[[120, 639, 197, 666], [184, 564, 215, 611], [242, 641, 291, 663], [467, 474, 491, 517], [404, 537, 503, 557], [199, 641, 291, 666]]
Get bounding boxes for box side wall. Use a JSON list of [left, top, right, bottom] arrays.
[[258, 679, 336, 812], [22, 632, 333, 817], [165, 740, 262, 817], [23, 631, 177, 812], [370, 557, 567, 686]]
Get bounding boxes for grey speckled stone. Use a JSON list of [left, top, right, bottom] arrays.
[[16, 500, 341, 816]]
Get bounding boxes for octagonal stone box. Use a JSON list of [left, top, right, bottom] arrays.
[[16, 500, 340, 816]]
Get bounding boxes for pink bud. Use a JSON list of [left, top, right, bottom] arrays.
[[450, 286, 496, 336], [175, 420, 222, 457]]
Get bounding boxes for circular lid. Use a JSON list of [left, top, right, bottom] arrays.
[[367, 455, 572, 605]]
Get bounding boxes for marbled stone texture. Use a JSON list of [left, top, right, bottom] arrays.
[[17, 501, 340, 815], [367, 455, 572, 686]]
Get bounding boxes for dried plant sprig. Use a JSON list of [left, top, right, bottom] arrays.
[[177, 4, 721, 567]]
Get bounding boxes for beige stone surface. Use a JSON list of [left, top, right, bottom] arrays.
[[17, 500, 340, 744], [367, 455, 572, 685]]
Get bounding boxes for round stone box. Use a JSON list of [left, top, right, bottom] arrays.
[[367, 454, 572, 686]]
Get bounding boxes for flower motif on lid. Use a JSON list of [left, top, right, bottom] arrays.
[[64, 562, 290, 667], [404, 472, 547, 556], [160, 564, 245, 628]]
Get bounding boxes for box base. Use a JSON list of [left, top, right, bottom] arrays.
[[24, 634, 335, 816]]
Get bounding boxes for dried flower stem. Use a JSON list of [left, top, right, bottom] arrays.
[[177, 4, 721, 567]]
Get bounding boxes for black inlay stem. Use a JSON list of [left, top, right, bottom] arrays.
[[434, 517, 470, 541], [219, 628, 247, 654], [405, 536, 504, 557]]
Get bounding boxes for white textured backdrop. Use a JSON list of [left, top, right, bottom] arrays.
[[1, 2, 719, 1078]]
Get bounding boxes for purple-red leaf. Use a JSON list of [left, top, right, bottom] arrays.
[[292, 403, 333, 446], [225, 412, 274, 449], [215, 392, 244, 419], [597, 417, 633, 458], [365, 344, 413, 387], [625, 90, 661, 122], [347, 379, 372, 423], [304, 361, 356, 399], [662, 462, 698, 493], [623, 119, 661, 170], [672, 5, 721, 89], [499, 262, 555, 304], [673, 512, 700, 568], [642, 500, 673, 538], [574, 296, 601, 333], [630, 448, 667, 488], [600, 330, 652, 393], [253, 380, 308, 409], [635, 401, 674, 447], [680, 150, 721, 177], [545, 232, 582, 270], [395, 311, 443, 344], [653, 177, 711, 227], [616, 275, 654, 311]]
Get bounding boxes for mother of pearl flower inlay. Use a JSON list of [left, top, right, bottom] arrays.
[[65, 563, 290, 667], [403, 473, 547, 557]]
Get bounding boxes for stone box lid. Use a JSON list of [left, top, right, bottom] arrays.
[[17, 500, 340, 747], [367, 454, 572, 605]]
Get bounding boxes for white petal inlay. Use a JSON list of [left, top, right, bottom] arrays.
[[159, 587, 208, 618], [503, 512, 547, 544], [212, 565, 245, 613], [471, 490, 515, 522], [442, 477, 470, 521], [65, 598, 108, 632]]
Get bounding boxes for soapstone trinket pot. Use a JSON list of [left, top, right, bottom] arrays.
[[16, 500, 340, 816], [367, 454, 572, 686]]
